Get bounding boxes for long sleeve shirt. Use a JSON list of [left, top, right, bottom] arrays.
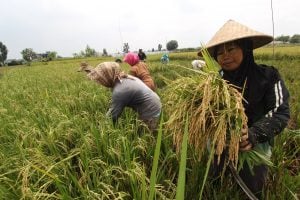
[[221, 64, 290, 145], [129, 62, 156, 91], [109, 76, 161, 123], [247, 65, 290, 145]]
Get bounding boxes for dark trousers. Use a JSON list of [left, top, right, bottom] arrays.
[[210, 154, 268, 199], [239, 163, 268, 198]]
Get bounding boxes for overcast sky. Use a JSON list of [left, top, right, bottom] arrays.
[[1, 0, 299, 59]]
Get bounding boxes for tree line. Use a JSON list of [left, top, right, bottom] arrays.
[[0, 39, 180, 67], [121, 40, 178, 53], [275, 34, 300, 43], [2, 35, 298, 67]]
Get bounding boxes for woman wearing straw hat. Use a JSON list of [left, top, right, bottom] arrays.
[[80, 61, 161, 132], [200, 20, 290, 198], [123, 52, 156, 91]]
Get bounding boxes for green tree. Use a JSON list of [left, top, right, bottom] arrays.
[[289, 34, 300, 44], [73, 53, 83, 58], [46, 51, 57, 61], [21, 48, 36, 65], [102, 48, 108, 56], [85, 45, 97, 57], [0, 42, 8, 66], [79, 50, 85, 57], [158, 44, 162, 51], [166, 40, 178, 51], [275, 35, 290, 43], [123, 43, 130, 53]]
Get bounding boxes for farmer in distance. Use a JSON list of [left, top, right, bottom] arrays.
[[199, 19, 290, 198], [138, 49, 147, 62], [123, 52, 156, 91], [80, 62, 161, 132]]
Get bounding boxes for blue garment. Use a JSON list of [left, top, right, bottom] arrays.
[[161, 54, 169, 63]]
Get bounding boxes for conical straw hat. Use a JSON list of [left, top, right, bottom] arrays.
[[198, 19, 273, 56]]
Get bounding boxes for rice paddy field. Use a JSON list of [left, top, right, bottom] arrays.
[[0, 45, 299, 199]]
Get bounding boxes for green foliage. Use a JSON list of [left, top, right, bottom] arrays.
[[275, 35, 290, 43], [175, 114, 189, 200], [265, 129, 300, 199], [85, 45, 97, 57], [0, 46, 299, 199], [289, 34, 300, 44], [102, 48, 108, 56], [73, 46, 98, 58], [274, 34, 300, 44], [158, 44, 162, 51], [167, 40, 179, 51], [46, 51, 57, 61], [238, 143, 273, 173], [123, 43, 130, 53], [6, 59, 24, 66], [21, 48, 36, 64], [0, 42, 8, 66], [149, 116, 164, 200], [254, 45, 300, 60]]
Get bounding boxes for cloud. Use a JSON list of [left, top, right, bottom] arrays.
[[1, 0, 299, 59]]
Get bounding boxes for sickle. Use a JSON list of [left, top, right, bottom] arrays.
[[228, 162, 259, 200]]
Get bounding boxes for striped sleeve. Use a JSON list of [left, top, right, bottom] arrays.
[[265, 80, 284, 118], [249, 78, 290, 145]]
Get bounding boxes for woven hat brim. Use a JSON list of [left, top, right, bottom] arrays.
[[197, 35, 273, 57], [197, 20, 273, 57]]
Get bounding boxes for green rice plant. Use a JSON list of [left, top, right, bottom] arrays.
[[0, 51, 299, 199], [238, 143, 273, 173], [254, 45, 300, 60], [175, 113, 189, 200], [265, 129, 300, 199], [149, 114, 163, 200]]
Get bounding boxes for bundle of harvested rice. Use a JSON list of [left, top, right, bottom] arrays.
[[163, 49, 273, 170], [163, 68, 247, 167], [163, 50, 247, 169]]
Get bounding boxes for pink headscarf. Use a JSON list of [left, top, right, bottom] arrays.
[[123, 52, 140, 66]]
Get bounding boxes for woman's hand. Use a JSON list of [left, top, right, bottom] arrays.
[[239, 127, 253, 151]]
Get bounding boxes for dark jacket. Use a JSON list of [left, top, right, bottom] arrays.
[[221, 64, 290, 145], [138, 52, 147, 61], [218, 39, 290, 146]]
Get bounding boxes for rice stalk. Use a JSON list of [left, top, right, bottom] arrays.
[[175, 113, 189, 200], [149, 114, 164, 200]]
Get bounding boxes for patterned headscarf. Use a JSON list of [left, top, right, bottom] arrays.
[[87, 62, 128, 88], [123, 52, 140, 66]]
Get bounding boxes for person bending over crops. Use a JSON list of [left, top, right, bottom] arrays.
[[123, 52, 156, 91], [191, 59, 206, 70], [161, 54, 169, 64], [198, 20, 290, 198], [80, 61, 161, 132], [138, 49, 147, 62]]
